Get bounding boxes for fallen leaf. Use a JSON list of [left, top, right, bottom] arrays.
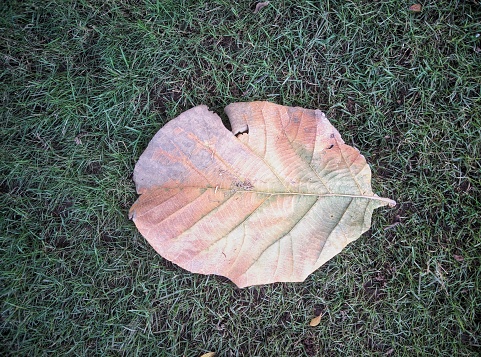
[[384, 222, 400, 230], [409, 4, 422, 12], [453, 254, 464, 262], [254, 1, 270, 14], [129, 102, 396, 288], [309, 313, 323, 327], [74, 132, 87, 145], [200, 353, 215, 357]]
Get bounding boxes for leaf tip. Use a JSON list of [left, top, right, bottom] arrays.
[[387, 199, 397, 208]]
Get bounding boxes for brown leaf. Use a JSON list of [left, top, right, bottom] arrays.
[[409, 4, 422, 12], [254, 1, 270, 14], [74, 132, 87, 145], [309, 313, 323, 326], [200, 353, 215, 357], [453, 254, 464, 262], [129, 102, 396, 288]]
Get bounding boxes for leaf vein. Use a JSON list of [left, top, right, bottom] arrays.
[[242, 196, 319, 275]]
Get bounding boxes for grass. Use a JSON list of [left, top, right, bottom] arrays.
[[1, 0, 480, 355]]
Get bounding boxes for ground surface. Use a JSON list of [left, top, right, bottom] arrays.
[[1, 0, 480, 356]]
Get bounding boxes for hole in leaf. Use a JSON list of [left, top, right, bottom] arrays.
[[235, 125, 249, 137]]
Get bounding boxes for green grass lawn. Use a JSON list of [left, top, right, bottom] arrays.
[[1, 0, 480, 355]]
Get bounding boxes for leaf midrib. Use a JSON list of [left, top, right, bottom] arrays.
[[155, 186, 396, 206]]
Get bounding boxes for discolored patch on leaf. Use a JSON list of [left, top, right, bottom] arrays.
[[129, 102, 395, 288]]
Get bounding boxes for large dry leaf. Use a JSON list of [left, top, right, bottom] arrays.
[[129, 102, 395, 288]]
